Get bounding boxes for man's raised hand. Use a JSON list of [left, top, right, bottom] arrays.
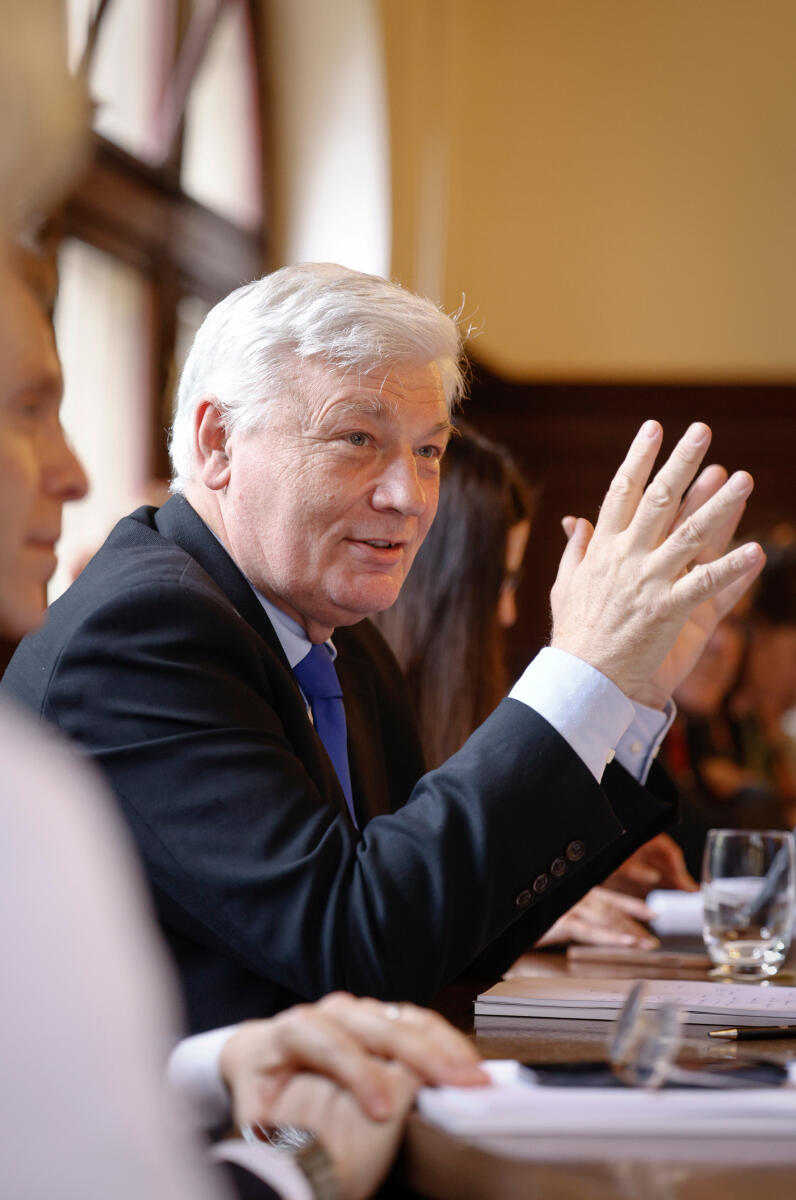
[[551, 421, 764, 708]]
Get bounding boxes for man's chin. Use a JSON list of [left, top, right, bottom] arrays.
[[328, 581, 403, 626]]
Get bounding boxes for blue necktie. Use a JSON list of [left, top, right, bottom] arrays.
[[293, 645, 356, 825]]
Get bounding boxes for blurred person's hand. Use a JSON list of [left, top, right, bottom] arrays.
[[534, 886, 659, 949], [553, 421, 764, 710], [219, 992, 487, 1132], [263, 1065, 417, 1200], [700, 756, 768, 801], [605, 833, 698, 896]]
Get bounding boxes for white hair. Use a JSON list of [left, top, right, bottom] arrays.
[[169, 263, 467, 491]]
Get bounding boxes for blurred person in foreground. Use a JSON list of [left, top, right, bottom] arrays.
[[374, 425, 694, 953], [0, 6, 487, 1200]]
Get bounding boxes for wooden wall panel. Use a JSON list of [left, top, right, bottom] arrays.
[[464, 365, 796, 679]]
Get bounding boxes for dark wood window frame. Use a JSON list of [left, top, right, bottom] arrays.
[[60, 0, 269, 477]]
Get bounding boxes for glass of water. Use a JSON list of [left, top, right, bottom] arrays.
[[702, 829, 796, 980]]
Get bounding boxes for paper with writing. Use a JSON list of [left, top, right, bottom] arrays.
[[475, 976, 796, 1024]]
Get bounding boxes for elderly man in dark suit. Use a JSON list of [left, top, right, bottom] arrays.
[[3, 262, 762, 1033]]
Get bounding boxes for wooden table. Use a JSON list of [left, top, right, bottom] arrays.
[[402, 950, 796, 1199]]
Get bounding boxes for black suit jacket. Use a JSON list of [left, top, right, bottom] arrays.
[[3, 496, 676, 1032]]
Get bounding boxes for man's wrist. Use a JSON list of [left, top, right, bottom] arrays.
[[510, 647, 635, 783], [626, 682, 671, 712], [245, 1125, 340, 1200]]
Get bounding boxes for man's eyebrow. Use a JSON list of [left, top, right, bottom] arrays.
[[432, 419, 456, 440], [333, 394, 393, 418], [332, 398, 454, 440]]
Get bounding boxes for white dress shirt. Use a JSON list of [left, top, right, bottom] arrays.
[[511, 647, 675, 785]]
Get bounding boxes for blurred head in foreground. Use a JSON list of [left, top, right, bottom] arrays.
[[374, 423, 535, 768], [0, 0, 89, 637]]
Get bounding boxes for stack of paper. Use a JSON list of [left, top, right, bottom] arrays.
[[475, 976, 796, 1025]]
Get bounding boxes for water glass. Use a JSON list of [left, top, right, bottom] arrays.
[[701, 829, 796, 980]]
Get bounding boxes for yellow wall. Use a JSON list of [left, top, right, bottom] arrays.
[[381, 0, 796, 379]]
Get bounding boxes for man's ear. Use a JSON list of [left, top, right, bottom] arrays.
[[194, 398, 231, 491]]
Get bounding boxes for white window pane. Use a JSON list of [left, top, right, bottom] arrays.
[[67, 0, 174, 161], [51, 240, 152, 599], [66, 0, 98, 73], [181, 0, 262, 229]]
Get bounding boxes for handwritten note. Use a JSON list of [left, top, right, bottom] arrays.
[[475, 976, 796, 1023]]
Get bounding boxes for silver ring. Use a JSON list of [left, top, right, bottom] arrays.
[[383, 1003, 402, 1021]]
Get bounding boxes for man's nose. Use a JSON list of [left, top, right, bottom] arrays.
[[371, 453, 428, 516], [45, 425, 89, 502]]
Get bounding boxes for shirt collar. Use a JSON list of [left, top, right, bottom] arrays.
[[208, 528, 336, 667], [252, 586, 337, 668]]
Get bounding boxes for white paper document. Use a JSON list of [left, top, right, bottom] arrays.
[[474, 976, 796, 1024], [417, 1060, 796, 1147]]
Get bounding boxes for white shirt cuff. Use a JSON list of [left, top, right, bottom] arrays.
[[167, 1025, 238, 1130], [212, 1140, 314, 1200], [616, 697, 676, 784], [509, 647, 635, 783]]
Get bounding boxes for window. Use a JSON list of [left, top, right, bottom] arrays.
[[52, 0, 267, 597]]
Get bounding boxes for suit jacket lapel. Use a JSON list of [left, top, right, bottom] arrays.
[[153, 495, 290, 671], [152, 495, 390, 825]]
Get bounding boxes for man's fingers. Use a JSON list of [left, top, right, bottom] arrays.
[[692, 498, 747, 568], [560, 913, 658, 949], [588, 886, 655, 922], [594, 420, 663, 535], [668, 465, 747, 571], [671, 541, 764, 615], [249, 1009, 402, 1121], [555, 888, 659, 948], [561, 515, 577, 539], [623, 423, 713, 549], [552, 517, 593, 597], [316, 994, 487, 1088], [654, 471, 754, 579], [670, 464, 727, 536], [702, 549, 766, 624]]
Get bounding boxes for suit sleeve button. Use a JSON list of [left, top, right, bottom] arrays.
[[515, 888, 533, 909], [532, 872, 551, 893], [566, 840, 586, 862], [550, 857, 567, 877]]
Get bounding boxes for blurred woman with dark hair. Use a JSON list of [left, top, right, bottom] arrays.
[[375, 423, 534, 769]]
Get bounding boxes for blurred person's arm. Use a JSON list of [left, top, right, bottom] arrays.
[[605, 833, 697, 896], [534, 886, 659, 949]]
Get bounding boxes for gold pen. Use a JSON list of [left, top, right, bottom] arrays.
[[708, 1025, 796, 1040]]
